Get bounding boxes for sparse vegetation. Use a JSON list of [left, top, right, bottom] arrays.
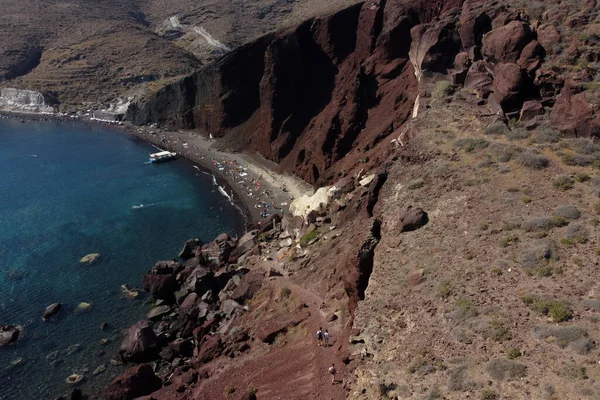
[[455, 298, 478, 320], [486, 359, 527, 381], [488, 319, 512, 342], [553, 205, 580, 220], [438, 281, 452, 299], [533, 325, 588, 348], [506, 348, 522, 359], [433, 81, 454, 98], [224, 384, 236, 395], [594, 202, 600, 215], [553, 176, 575, 191], [562, 363, 587, 380], [481, 389, 499, 400], [532, 125, 562, 143], [549, 216, 569, 227], [519, 150, 549, 170], [500, 234, 519, 247], [484, 120, 510, 135], [575, 171, 591, 182], [279, 287, 292, 300], [523, 297, 572, 322], [407, 178, 424, 189], [561, 224, 589, 246], [455, 138, 489, 152], [299, 230, 318, 247]]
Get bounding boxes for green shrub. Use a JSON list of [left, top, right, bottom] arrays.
[[574, 172, 591, 182], [593, 202, 600, 215], [562, 364, 587, 380], [299, 230, 318, 247], [489, 320, 512, 342], [549, 216, 569, 227], [434, 81, 454, 98], [553, 176, 575, 191], [507, 348, 522, 359], [438, 281, 452, 299], [526, 297, 572, 322], [455, 298, 478, 319]]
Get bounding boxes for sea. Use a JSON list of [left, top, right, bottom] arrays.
[[0, 117, 245, 399]]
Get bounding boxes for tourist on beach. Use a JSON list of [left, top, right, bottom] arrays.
[[328, 363, 337, 384], [324, 329, 330, 347], [317, 327, 323, 346]]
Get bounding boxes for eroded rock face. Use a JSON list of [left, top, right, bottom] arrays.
[[105, 364, 161, 400], [550, 84, 600, 137]]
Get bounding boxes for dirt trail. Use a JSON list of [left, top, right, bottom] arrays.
[[195, 275, 349, 400]]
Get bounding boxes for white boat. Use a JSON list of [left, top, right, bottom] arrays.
[[149, 150, 177, 163]]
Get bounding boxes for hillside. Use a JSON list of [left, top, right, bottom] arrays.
[[0, 0, 357, 110]]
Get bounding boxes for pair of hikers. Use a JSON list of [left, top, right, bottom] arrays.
[[316, 327, 330, 347]]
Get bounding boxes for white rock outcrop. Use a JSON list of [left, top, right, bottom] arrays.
[[289, 186, 338, 218], [0, 88, 55, 114]]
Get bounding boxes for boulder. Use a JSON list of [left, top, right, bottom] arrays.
[[196, 335, 223, 363], [79, 253, 101, 265], [178, 239, 202, 260], [464, 61, 493, 97], [221, 299, 241, 317], [551, 84, 599, 137], [537, 24, 561, 53], [482, 21, 533, 63], [492, 63, 524, 111], [105, 364, 162, 400], [399, 206, 428, 232], [458, 7, 492, 49], [255, 213, 281, 235], [142, 261, 182, 300], [43, 303, 62, 320], [256, 310, 310, 343], [237, 230, 258, 255], [517, 40, 544, 72], [74, 302, 93, 314], [147, 305, 171, 321], [231, 272, 264, 304], [0, 324, 22, 346], [119, 321, 159, 362], [520, 100, 543, 122], [179, 292, 199, 316], [169, 338, 193, 357], [200, 234, 235, 267], [184, 266, 215, 296]]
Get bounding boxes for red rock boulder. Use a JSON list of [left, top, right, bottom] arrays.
[[105, 364, 162, 400], [537, 24, 561, 53], [482, 21, 533, 63], [551, 85, 600, 137], [492, 63, 524, 111]]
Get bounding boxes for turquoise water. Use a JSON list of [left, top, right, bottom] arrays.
[[0, 117, 244, 399]]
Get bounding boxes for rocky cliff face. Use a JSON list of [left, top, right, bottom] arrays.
[[128, 0, 600, 186]]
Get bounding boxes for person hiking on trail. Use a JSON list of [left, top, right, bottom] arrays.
[[324, 329, 330, 347], [317, 327, 323, 346], [328, 363, 337, 384]]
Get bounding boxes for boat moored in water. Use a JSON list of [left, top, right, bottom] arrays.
[[149, 150, 177, 163]]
